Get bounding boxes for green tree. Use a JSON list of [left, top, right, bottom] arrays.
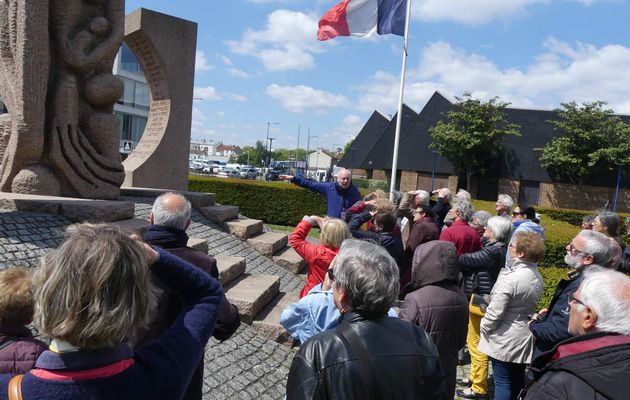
[[429, 93, 521, 191], [536, 101, 630, 202], [343, 138, 355, 157], [231, 141, 266, 166]]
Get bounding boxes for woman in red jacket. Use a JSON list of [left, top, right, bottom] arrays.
[[289, 215, 352, 298]]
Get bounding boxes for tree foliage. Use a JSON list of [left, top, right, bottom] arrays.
[[429, 93, 521, 190], [343, 138, 355, 157], [231, 140, 266, 166], [536, 101, 630, 185]]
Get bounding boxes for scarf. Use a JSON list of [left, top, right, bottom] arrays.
[[143, 225, 189, 249]]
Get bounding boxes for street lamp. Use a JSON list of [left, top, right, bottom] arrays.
[[306, 131, 317, 174], [265, 122, 279, 168]]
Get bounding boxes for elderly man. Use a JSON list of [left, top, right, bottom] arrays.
[[431, 187, 452, 231], [143, 192, 240, 400], [285, 240, 445, 400], [495, 194, 514, 218], [279, 168, 361, 218], [523, 269, 630, 400], [528, 230, 614, 357]]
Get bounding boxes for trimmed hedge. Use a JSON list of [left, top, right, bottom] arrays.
[[353, 178, 389, 191], [189, 176, 326, 226], [538, 267, 567, 309]]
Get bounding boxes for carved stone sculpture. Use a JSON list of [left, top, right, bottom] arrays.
[[0, 0, 125, 200]]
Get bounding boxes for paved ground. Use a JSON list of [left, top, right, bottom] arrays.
[[0, 196, 480, 399]]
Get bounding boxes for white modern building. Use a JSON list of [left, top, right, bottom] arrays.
[[113, 43, 149, 158]]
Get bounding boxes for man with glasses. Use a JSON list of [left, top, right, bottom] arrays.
[[522, 269, 630, 400], [528, 230, 614, 357]]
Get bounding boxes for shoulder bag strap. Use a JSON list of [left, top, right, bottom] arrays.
[[8, 374, 24, 400], [335, 322, 385, 400]]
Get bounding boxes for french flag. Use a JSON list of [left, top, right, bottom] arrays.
[[317, 0, 407, 41]]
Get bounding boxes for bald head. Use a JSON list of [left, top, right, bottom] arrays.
[[335, 168, 352, 189], [151, 192, 192, 231]]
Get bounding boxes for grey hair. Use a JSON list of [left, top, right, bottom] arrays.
[[415, 190, 430, 207], [152, 192, 192, 230], [33, 224, 160, 349], [332, 239, 399, 316], [471, 211, 492, 230], [579, 269, 630, 335], [497, 194, 514, 211], [453, 199, 475, 221], [597, 211, 620, 236], [578, 230, 616, 266], [486, 216, 513, 243], [455, 189, 471, 201]]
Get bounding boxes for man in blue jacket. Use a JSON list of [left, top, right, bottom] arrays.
[[279, 168, 361, 219], [528, 230, 614, 358]]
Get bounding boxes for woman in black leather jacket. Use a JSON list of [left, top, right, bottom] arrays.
[[456, 216, 512, 399]]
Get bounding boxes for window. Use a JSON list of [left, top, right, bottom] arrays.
[[120, 43, 142, 74]]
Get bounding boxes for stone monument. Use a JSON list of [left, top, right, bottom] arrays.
[[122, 8, 197, 191], [0, 0, 125, 200]]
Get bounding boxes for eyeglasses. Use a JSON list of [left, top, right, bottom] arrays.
[[327, 268, 335, 281], [569, 294, 587, 307], [567, 243, 589, 256]]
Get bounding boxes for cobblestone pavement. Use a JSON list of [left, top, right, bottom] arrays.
[[1, 199, 486, 399]]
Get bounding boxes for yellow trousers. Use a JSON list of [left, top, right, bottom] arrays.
[[467, 311, 489, 394]]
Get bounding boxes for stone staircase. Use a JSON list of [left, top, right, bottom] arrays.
[[113, 188, 307, 345]]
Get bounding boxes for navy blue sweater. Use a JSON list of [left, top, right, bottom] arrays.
[[0, 249, 223, 400], [291, 175, 361, 218]]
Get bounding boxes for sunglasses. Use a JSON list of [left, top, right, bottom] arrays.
[[327, 268, 335, 281]]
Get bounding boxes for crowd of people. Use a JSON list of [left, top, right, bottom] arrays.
[[0, 169, 628, 400]]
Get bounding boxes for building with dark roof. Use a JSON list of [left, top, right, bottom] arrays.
[[339, 91, 630, 212]]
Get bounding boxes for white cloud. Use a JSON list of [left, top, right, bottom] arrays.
[[217, 54, 233, 66], [355, 39, 630, 114], [226, 93, 248, 102], [226, 10, 322, 71], [227, 67, 251, 78], [412, 0, 549, 25], [216, 111, 226, 117], [195, 50, 213, 71], [267, 84, 349, 113], [193, 86, 221, 101]]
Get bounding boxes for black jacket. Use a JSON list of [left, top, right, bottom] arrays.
[[522, 332, 630, 400], [348, 212, 406, 274], [457, 240, 506, 296], [529, 271, 582, 357], [431, 197, 451, 231], [286, 312, 445, 400]]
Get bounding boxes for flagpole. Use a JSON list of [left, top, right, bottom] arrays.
[[389, 0, 412, 202]]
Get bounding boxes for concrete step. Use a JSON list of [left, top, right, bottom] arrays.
[[110, 218, 151, 236], [225, 274, 280, 324], [187, 237, 208, 254], [273, 247, 306, 274], [214, 255, 246, 286], [199, 205, 239, 224], [246, 232, 288, 256], [252, 291, 300, 345], [226, 218, 264, 240], [120, 187, 216, 209]]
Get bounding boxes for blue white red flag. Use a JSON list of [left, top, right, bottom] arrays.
[[317, 0, 407, 41]]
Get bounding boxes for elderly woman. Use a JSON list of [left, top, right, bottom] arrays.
[[289, 215, 352, 298], [0, 224, 223, 399], [400, 241, 468, 400], [478, 232, 544, 400], [456, 216, 512, 399]]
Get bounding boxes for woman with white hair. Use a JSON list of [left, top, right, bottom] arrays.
[[0, 224, 223, 399], [456, 216, 512, 399]]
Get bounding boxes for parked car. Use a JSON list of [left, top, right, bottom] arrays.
[[265, 170, 280, 181], [239, 168, 258, 179], [218, 168, 240, 178]]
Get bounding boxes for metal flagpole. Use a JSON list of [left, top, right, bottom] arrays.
[[389, 0, 412, 202]]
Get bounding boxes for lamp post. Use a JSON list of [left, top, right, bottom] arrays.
[[306, 130, 317, 175], [268, 137, 275, 166], [265, 122, 279, 168], [430, 150, 438, 193], [613, 164, 623, 212]]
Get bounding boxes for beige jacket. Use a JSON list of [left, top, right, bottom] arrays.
[[478, 260, 543, 364]]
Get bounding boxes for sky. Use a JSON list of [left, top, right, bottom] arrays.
[[124, 0, 630, 152]]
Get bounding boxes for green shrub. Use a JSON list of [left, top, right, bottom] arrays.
[[189, 176, 326, 226], [538, 267, 568, 309], [352, 178, 389, 191]]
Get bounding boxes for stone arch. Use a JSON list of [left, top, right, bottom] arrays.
[[122, 8, 197, 190]]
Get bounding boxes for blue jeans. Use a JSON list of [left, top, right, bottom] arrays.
[[490, 358, 526, 400]]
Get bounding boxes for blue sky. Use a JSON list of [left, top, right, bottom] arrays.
[[124, 0, 630, 152]]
